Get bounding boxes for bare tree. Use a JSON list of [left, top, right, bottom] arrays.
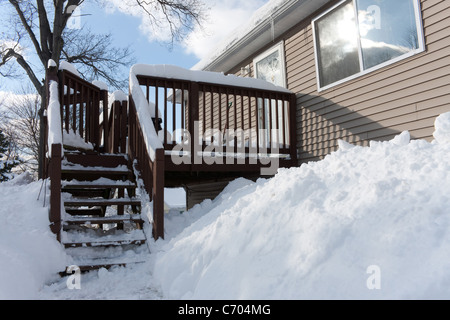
[[1, 90, 40, 175], [0, 0, 206, 178]]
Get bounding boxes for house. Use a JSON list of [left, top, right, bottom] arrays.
[[44, 0, 449, 270], [195, 0, 450, 164]]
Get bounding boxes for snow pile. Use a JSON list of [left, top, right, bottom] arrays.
[[153, 112, 450, 299], [433, 112, 450, 144], [0, 176, 69, 299], [2, 112, 450, 300]]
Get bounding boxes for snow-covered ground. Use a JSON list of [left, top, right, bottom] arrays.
[[1, 113, 450, 300]]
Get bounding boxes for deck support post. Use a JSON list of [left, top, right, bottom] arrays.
[[152, 148, 165, 240], [49, 143, 62, 242]]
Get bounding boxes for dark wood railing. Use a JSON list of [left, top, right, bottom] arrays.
[[106, 96, 128, 154], [135, 74, 297, 167], [128, 70, 297, 240], [58, 69, 109, 151], [45, 63, 297, 242]]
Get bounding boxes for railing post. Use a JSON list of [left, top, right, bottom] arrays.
[[289, 93, 298, 166], [120, 100, 128, 153], [102, 89, 109, 152], [189, 82, 199, 165], [152, 148, 165, 240], [49, 143, 62, 242]]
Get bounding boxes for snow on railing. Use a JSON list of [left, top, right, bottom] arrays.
[[47, 79, 63, 157], [129, 65, 164, 161], [131, 64, 292, 93]]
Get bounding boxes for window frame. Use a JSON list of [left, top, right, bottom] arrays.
[[312, 0, 426, 92], [253, 41, 287, 88]]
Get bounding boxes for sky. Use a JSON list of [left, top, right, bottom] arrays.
[[0, 0, 269, 94]]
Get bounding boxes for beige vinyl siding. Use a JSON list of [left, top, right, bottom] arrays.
[[282, 0, 450, 163]]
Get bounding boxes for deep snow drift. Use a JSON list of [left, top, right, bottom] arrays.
[[1, 113, 450, 300]]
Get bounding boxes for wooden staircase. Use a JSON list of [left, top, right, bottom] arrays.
[[59, 148, 150, 272]]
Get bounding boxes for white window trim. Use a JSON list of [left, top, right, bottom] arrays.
[[252, 41, 287, 88], [312, 0, 426, 92]]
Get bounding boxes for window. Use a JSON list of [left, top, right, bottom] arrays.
[[312, 0, 425, 91], [253, 42, 289, 147], [253, 42, 286, 88]]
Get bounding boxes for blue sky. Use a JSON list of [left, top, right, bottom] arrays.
[[80, 3, 199, 69]]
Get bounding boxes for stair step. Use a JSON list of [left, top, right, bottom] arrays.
[[61, 163, 132, 182], [67, 254, 150, 273], [62, 229, 147, 248], [64, 152, 128, 168], [64, 198, 141, 207], [62, 182, 137, 189], [65, 208, 104, 216], [64, 214, 144, 225]]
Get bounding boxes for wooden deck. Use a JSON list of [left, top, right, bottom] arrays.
[[45, 64, 297, 246]]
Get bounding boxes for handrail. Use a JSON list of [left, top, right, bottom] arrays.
[[128, 94, 165, 240]]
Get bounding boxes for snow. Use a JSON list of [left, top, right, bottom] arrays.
[[110, 90, 128, 102], [47, 81, 63, 157], [47, 59, 57, 68], [1, 112, 450, 300], [129, 66, 165, 161], [0, 175, 69, 299], [131, 64, 291, 93], [59, 61, 81, 77], [92, 80, 109, 91], [63, 130, 94, 151], [433, 112, 450, 144]]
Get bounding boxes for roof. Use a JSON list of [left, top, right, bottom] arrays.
[[193, 0, 332, 73]]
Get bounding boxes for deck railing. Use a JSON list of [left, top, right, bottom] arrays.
[[58, 69, 109, 151], [134, 70, 297, 168], [128, 65, 297, 240], [45, 63, 297, 241]]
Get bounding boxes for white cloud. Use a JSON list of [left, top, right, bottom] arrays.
[[182, 0, 269, 60], [104, 0, 269, 60]]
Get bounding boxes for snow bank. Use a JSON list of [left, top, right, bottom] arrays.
[[154, 118, 450, 299], [433, 112, 450, 144], [0, 176, 69, 299]]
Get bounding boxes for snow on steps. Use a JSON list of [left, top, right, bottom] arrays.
[[60, 149, 149, 272]]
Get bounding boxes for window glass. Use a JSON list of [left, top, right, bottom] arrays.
[[315, 0, 360, 88], [313, 0, 424, 90], [255, 50, 284, 87], [357, 0, 420, 69]]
